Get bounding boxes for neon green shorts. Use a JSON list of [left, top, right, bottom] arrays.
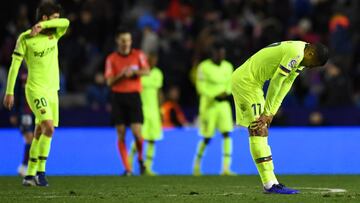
[[25, 88, 59, 127], [142, 109, 163, 141], [231, 69, 264, 127], [199, 101, 233, 137]]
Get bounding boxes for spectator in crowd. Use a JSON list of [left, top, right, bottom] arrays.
[[161, 86, 189, 128]]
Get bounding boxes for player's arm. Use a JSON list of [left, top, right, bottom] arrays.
[[269, 71, 299, 115], [3, 32, 28, 110], [153, 69, 164, 89], [106, 72, 126, 87], [196, 64, 218, 98], [214, 63, 234, 102], [104, 56, 126, 87], [263, 68, 288, 116], [40, 18, 70, 38], [264, 47, 302, 116]]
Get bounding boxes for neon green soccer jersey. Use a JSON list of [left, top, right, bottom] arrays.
[[197, 59, 234, 137], [141, 67, 163, 140], [232, 41, 306, 127], [5, 18, 69, 126]]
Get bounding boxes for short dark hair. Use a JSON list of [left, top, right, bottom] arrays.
[[116, 26, 131, 37], [36, 1, 62, 21], [313, 42, 329, 66], [211, 40, 225, 51]]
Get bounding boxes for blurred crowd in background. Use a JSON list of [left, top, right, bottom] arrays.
[[1, 0, 360, 126]]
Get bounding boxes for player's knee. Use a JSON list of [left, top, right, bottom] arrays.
[[41, 122, 54, 136], [116, 125, 126, 137], [204, 138, 211, 145], [248, 123, 268, 137], [222, 132, 230, 138], [43, 126, 54, 136], [24, 132, 33, 143]]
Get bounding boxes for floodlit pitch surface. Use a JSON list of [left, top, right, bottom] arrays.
[[0, 175, 359, 202]]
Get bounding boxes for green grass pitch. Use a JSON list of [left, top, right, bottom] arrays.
[[1, 175, 360, 203]]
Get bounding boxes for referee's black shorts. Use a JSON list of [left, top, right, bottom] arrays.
[[111, 92, 143, 126]]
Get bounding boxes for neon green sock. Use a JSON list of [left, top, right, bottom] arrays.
[[145, 142, 155, 170], [249, 136, 277, 184], [223, 136, 233, 171], [26, 138, 39, 176], [195, 140, 207, 163], [37, 135, 52, 172]]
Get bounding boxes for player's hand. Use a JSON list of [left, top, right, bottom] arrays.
[[256, 114, 274, 129], [9, 115, 18, 126], [124, 68, 135, 78], [3, 94, 15, 110], [30, 23, 42, 37]]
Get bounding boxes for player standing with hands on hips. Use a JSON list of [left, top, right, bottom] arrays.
[[3, 2, 69, 186], [232, 41, 328, 194], [104, 27, 149, 176]]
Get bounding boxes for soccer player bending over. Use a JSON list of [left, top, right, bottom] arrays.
[[193, 42, 235, 176], [3, 2, 69, 186], [104, 27, 149, 176], [231, 41, 328, 194]]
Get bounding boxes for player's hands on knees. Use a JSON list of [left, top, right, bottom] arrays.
[[256, 114, 274, 129], [3, 94, 14, 110], [30, 23, 43, 37]]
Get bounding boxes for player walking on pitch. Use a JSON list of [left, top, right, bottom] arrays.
[[3, 2, 69, 186], [232, 41, 328, 194], [193, 42, 235, 176], [129, 53, 163, 175]]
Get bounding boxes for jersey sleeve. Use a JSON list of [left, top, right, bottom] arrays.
[[40, 18, 70, 39], [268, 71, 299, 115], [278, 47, 302, 76], [5, 32, 29, 95], [104, 55, 114, 79], [263, 69, 289, 115], [154, 69, 163, 89]]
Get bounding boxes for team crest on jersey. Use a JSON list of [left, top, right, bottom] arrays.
[[40, 109, 46, 114], [288, 59, 297, 69], [240, 104, 246, 112]]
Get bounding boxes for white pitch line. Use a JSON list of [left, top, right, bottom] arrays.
[[295, 187, 347, 193]]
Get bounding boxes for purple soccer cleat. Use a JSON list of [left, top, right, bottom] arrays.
[[264, 183, 299, 194]]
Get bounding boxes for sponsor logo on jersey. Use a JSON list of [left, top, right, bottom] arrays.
[[40, 109, 46, 114], [34, 46, 55, 57]]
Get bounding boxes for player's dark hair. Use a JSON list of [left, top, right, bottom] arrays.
[[211, 40, 225, 51], [116, 26, 132, 37], [312, 42, 329, 66], [36, 1, 62, 21]]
